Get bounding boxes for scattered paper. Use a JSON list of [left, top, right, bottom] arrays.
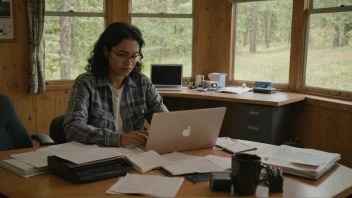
[[52, 148, 122, 164], [162, 151, 201, 161], [205, 155, 231, 170], [10, 151, 52, 168], [107, 174, 184, 197], [126, 150, 171, 172]]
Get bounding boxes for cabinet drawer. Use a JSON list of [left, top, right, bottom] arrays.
[[236, 124, 271, 144], [237, 103, 273, 125]]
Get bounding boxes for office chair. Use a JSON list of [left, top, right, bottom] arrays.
[[0, 93, 54, 151], [49, 114, 67, 144]]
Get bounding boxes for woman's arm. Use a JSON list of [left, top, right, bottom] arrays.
[[63, 79, 123, 147], [144, 77, 169, 124]]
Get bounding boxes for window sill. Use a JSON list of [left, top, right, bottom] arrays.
[[46, 84, 73, 91]]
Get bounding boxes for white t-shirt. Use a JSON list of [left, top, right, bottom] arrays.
[[110, 85, 124, 133]]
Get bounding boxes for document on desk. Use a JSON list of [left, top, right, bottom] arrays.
[[114, 147, 144, 156], [0, 159, 50, 178], [163, 157, 225, 176], [125, 150, 171, 173], [216, 137, 233, 147], [107, 173, 184, 197], [205, 155, 231, 170], [219, 87, 253, 94], [10, 151, 52, 168], [37, 141, 99, 156], [216, 138, 257, 154], [162, 151, 202, 161], [259, 145, 341, 179], [52, 148, 123, 164]]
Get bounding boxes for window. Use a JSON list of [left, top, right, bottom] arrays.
[[305, 0, 352, 92], [44, 0, 106, 80], [232, 0, 293, 84], [131, 0, 193, 77]]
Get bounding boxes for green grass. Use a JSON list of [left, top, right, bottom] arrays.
[[234, 43, 352, 92]]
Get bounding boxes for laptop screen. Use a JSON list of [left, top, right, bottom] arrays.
[[150, 64, 183, 86]]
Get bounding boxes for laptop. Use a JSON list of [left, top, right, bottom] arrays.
[[150, 64, 183, 90], [143, 107, 226, 154]]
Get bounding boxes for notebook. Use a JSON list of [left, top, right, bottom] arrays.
[[215, 137, 257, 154], [150, 64, 183, 90], [144, 107, 226, 154]]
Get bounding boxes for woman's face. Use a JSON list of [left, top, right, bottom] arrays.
[[107, 39, 140, 77]]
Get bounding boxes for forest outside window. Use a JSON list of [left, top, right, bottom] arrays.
[[130, 0, 193, 77], [44, 0, 106, 80], [232, 0, 293, 84], [304, 0, 352, 92]]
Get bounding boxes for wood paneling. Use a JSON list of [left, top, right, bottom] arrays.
[[293, 102, 352, 168], [193, 0, 233, 79]]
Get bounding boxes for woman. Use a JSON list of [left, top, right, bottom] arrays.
[[63, 22, 168, 147]]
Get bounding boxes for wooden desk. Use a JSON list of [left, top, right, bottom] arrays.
[[159, 89, 306, 144], [1, 141, 351, 198], [159, 88, 305, 106]]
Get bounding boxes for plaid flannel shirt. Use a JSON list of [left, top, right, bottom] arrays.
[[63, 72, 168, 147]]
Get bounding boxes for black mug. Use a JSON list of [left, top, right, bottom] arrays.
[[231, 153, 269, 196]]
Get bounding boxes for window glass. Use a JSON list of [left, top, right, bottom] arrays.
[[313, 0, 352, 9], [45, 0, 104, 12], [233, 0, 293, 83], [305, 12, 352, 91], [44, 0, 105, 80], [131, 18, 193, 77], [131, 0, 193, 77], [131, 0, 192, 14]]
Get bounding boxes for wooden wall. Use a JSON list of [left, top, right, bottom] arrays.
[[292, 101, 352, 168], [0, 0, 351, 168], [0, 1, 72, 135]]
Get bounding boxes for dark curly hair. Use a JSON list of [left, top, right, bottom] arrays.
[[86, 22, 145, 78]]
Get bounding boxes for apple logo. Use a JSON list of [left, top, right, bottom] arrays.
[[182, 127, 191, 137]]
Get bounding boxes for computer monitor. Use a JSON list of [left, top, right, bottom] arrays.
[[150, 64, 183, 90]]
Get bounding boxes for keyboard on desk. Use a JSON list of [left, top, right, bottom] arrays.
[[48, 156, 133, 183]]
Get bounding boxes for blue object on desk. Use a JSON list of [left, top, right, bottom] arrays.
[[254, 81, 272, 88]]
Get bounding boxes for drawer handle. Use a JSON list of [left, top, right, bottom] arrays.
[[249, 111, 259, 115], [248, 126, 259, 131]]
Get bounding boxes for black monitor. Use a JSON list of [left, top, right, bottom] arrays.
[[150, 64, 183, 86]]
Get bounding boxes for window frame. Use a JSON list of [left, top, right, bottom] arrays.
[[227, 0, 292, 90], [129, 0, 194, 78], [296, 0, 352, 99], [44, 0, 107, 84]]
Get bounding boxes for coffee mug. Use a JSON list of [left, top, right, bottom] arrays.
[[195, 75, 204, 87], [231, 153, 269, 196]]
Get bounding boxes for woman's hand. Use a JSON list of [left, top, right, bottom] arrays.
[[120, 130, 149, 147]]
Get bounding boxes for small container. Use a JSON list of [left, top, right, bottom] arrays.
[[208, 73, 227, 88]]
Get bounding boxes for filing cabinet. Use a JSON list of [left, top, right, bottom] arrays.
[[236, 103, 291, 145]]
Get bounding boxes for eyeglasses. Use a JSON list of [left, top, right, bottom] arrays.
[[110, 49, 142, 62]]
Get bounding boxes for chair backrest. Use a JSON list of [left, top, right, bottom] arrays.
[[0, 94, 33, 151], [50, 115, 67, 144]]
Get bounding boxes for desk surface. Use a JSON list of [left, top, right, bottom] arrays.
[[0, 140, 351, 198], [158, 88, 306, 106]]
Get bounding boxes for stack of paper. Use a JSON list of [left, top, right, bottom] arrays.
[[107, 174, 184, 197], [0, 159, 50, 178], [259, 145, 341, 180], [10, 151, 52, 168], [0, 142, 124, 178], [125, 150, 171, 172], [216, 137, 257, 154], [219, 87, 253, 94]]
